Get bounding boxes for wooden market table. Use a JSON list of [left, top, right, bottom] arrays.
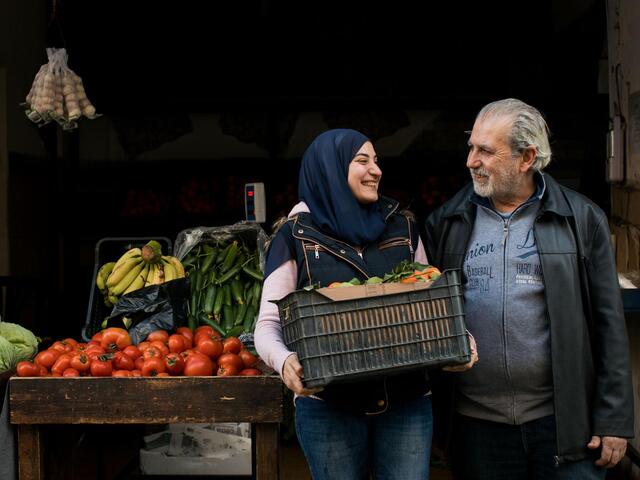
[[9, 376, 284, 480]]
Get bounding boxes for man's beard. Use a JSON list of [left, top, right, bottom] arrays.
[[470, 165, 520, 200]]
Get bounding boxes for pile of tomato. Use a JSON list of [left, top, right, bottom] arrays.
[[15, 326, 261, 378]]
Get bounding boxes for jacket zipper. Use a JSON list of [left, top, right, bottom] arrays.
[[496, 213, 516, 423], [378, 237, 411, 250], [295, 232, 369, 278], [534, 212, 562, 463], [298, 222, 365, 258], [405, 216, 415, 257], [303, 243, 324, 260]]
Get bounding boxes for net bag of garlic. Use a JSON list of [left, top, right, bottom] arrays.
[[23, 47, 99, 130]]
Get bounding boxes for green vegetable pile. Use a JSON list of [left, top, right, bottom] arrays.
[[0, 321, 39, 373], [182, 239, 263, 337]]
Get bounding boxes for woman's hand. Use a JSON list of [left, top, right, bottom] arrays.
[[442, 333, 478, 372], [282, 353, 324, 396]]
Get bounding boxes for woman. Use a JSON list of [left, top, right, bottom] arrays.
[[255, 129, 466, 479]]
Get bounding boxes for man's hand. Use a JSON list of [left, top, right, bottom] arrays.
[[587, 435, 627, 468], [442, 333, 478, 372], [282, 353, 323, 396]]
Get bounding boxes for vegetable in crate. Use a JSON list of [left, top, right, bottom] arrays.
[[96, 240, 186, 307], [183, 238, 263, 337]]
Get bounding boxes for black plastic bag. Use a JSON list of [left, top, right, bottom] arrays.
[[105, 278, 190, 344]]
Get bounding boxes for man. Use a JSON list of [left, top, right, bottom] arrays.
[[425, 98, 634, 479]]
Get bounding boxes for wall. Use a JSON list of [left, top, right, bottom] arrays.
[[608, 1, 640, 478], [0, 68, 8, 275], [610, 0, 640, 281]]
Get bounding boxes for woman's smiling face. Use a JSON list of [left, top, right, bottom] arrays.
[[348, 141, 381, 204]]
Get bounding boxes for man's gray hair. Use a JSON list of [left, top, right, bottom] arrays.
[[477, 98, 552, 171]]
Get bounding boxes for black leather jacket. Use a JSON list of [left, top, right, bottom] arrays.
[[424, 174, 634, 463]]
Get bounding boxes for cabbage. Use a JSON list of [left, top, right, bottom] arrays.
[[0, 335, 17, 373], [0, 321, 38, 362]]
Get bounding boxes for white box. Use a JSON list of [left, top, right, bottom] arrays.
[[140, 423, 252, 476]]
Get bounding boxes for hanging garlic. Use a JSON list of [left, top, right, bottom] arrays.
[[22, 47, 100, 130]]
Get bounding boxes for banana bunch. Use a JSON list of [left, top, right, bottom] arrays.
[[95, 240, 186, 307]]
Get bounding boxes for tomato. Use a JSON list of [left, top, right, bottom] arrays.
[[149, 340, 169, 356], [130, 370, 143, 377], [195, 325, 221, 344], [51, 353, 72, 375], [62, 368, 80, 377], [217, 364, 239, 376], [16, 360, 41, 377], [146, 329, 169, 344], [85, 345, 106, 360], [194, 325, 214, 336], [195, 335, 223, 359], [238, 349, 258, 369], [217, 352, 244, 371], [164, 353, 185, 376], [62, 338, 79, 348], [38, 365, 48, 376], [90, 358, 113, 377], [183, 352, 214, 376], [101, 327, 132, 352], [167, 334, 187, 354], [50, 340, 74, 354], [142, 346, 163, 360], [112, 370, 132, 377], [113, 351, 135, 371], [134, 356, 145, 370], [91, 332, 103, 343], [137, 341, 151, 352], [176, 327, 194, 348], [35, 349, 61, 369], [48, 372, 62, 377], [156, 372, 171, 377], [70, 353, 91, 373], [122, 345, 142, 361], [180, 348, 193, 359], [239, 368, 262, 376], [142, 357, 166, 377], [75, 342, 88, 351], [222, 337, 243, 354]]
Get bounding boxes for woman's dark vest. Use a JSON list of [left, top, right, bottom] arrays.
[[281, 198, 430, 414]]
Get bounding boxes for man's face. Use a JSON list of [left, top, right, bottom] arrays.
[[466, 115, 523, 200]]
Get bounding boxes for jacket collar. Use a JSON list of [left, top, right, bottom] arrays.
[[378, 195, 400, 221], [442, 172, 572, 219]]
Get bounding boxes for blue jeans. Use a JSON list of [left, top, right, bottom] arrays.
[[452, 414, 606, 480], [295, 394, 433, 480]]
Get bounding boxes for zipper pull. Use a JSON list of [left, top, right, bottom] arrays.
[[501, 222, 509, 246], [314, 244, 320, 259], [409, 240, 414, 255], [356, 247, 363, 258]]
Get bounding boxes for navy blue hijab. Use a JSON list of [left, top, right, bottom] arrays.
[[298, 129, 387, 246]]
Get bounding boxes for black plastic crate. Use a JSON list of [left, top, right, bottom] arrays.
[[82, 237, 172, 341], [277, 269, 470, 388]]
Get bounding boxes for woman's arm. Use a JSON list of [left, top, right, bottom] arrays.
[[254, 259, 323, 396], [254, 259, 298, 376]]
